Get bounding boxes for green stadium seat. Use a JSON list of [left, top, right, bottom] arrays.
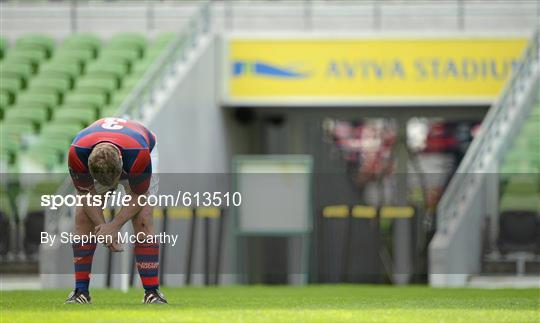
[[15, 34, 55, 58], [48, 53, 85, 72], [106, 42, 144, 59], [500, 194, 540, 213], [39, 62, 81, 87], [30, 136, 72, 155], [0, 122, 35, 138], [39, 62, 81, 83], [60, 102, 99, 116], [34, 71, 74, 89], [29, 77, 71, 96], [26, 148, 62, 170], [0, 62, 33, 87], [26, 86, 63, 105], [85, 73, 121, 89], [122, 76, 140, 91], [108, 33, 146, 57], [503, 176, 539, 195], [5, 48, 47, 73], [76, 78, 117, 101], [40, 123, 81, 142], [0, 78, 22, 103], [54, 108, 96, 127], [55, 46, 95, 63], [64, 92, 107, 114], [0, 91, 10, 109], [100, 105, 119, 118], [17, 92, 60, 112], [99, 48, 139, 69], [0, 37, 7, 59], [0, 32, 161, 173], [1, 75, 24, 91], [13, 101, 55, 120], [86, 62, 128, 87], [1, 136, 21, 159], [4, 107, 48, 131], [86, 61, 129, 81], [84, 74, 120, 89], [43, 59, 82, 75], [0, 136, 21, 166], [1, 89, 13, 108], [62, 34, 101, 58]]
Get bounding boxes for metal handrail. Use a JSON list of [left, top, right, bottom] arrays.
[[44, 1, 211, 235], [436, 26, 540, 232]]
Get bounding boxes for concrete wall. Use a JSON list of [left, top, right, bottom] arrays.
[[148, 35, 228, 175]]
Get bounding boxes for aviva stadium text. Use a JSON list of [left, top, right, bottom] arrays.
[[228, 37, 527, 99], [325, 58, 519, 80]]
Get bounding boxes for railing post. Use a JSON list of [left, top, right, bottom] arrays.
[[225, 0, 233, 31], [373, 0, 381, 31], [304, 0, 312, 31], [202, 1, 211, 34], [190, 18, 198, 48], [70, 0, 77, 34], [457, 0, 465, 31], [146, 0, 154, 33]]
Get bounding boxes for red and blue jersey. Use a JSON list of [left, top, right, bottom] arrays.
[[68, 118, 156, 195]]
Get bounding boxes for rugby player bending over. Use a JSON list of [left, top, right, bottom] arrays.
[[65, 117, 167, 304]]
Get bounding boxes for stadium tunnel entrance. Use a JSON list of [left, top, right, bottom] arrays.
[[224, 104, 489, 284]]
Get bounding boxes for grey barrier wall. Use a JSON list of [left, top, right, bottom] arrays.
[[1, 0, 539, 40], [147, 34, 237, 285]]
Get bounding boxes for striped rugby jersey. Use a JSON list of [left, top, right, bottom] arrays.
[[68, 117, 156, 195]]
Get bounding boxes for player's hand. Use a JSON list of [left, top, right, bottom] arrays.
[[94, 223, 123, 252], [107, 241, 124, 252]]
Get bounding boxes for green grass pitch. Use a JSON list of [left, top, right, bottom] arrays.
[[1, 285, 538, 322]]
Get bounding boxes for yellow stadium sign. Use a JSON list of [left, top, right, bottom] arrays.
[[227, 37, 527, 104]]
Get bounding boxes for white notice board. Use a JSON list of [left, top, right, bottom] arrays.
[[233, 155, 313, 235]]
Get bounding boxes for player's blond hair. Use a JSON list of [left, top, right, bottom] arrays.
[[88, 143, 122, 187]]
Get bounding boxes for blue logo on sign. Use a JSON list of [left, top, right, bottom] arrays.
[[233, 61, 310, 78]]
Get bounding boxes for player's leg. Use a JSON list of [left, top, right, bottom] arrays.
[[131, 204, 167, 303], [66, 206, 102, 304]]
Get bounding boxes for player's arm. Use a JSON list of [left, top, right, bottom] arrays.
[[68, 146, 106, 227], [97, 191, 145, 235], [95, 149, 152, 237], [79, 190, 106, 227]]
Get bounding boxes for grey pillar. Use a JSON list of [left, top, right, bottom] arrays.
[[485, 162, 499, 254], [393, 117, 412, 285]]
